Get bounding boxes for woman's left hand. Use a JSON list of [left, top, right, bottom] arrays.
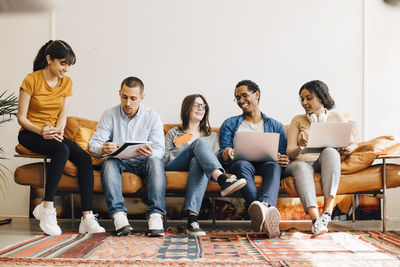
[[277, 153, 290, 167]]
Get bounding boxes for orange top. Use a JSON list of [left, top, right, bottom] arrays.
[[20, 70, 73, 128]]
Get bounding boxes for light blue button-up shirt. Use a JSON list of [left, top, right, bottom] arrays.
[[89, 103, 165, 160]]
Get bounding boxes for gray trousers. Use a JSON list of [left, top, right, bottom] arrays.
[[283, 147, 341, 213]]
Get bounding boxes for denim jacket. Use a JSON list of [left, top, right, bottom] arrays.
[[218, 112, 287, 167]]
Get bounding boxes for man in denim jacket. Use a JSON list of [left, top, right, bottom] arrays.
[[218, 80, 289, 238]]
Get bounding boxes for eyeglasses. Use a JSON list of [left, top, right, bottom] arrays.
[[234, 91, 255, 102], [193, 102, 207, 110]]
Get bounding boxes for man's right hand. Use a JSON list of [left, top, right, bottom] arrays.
[[221, 147, 234, 162], [102, 142, 118, 155]]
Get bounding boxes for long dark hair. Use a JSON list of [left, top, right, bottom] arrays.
[[299, 80, 335, 110], [179, 94, 212, 136], [33, 40, 76, 71]]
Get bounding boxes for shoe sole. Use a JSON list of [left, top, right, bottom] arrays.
[[263, 206, 280, 238], [186, 229, 206, 236], [248, 201, 265, 232], [313, 229, 328, 236], [148, 229, 164, 237], [221, 178, 247, 197], [116, 225, 133, 236]]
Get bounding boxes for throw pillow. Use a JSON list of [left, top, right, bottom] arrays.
[[341, 135, 400, 174], [73, 127, 105, 167]]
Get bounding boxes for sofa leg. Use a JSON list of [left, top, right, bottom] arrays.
[[382, 159, 387, 232], [71, 193, 75, 221], [352, 194, 357, 222], [212, 197, 216, 225]]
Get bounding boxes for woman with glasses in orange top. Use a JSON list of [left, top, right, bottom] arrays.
[[163, 94, 246, 236]]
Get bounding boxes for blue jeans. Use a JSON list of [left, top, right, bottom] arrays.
[[228, 160, 282, 207], [165, 139, 222, 214], [101, 156, 166, 217]]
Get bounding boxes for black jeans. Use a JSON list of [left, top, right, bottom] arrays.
[[18, 130, 94, 211]]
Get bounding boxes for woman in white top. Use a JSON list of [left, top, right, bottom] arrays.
[[283, 80, 349, 236]]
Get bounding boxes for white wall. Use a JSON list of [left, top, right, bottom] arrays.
[[1, 0, 396, 219], [365, 0, 400, 220]]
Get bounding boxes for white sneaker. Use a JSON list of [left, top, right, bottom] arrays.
[[312, 213, 330, 236], [148, 213, 164, 237], [320, 213, 331, 228], [263, 205, 281, 239], [79, 213, 106, 233], [248, 201, 267, 232], [32, 202, 62, 236], [113, 212, 133, 236]]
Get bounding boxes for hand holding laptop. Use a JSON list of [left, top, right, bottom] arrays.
[[221, 147, 235, 162]]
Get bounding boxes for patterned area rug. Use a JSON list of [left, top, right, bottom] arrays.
[[0, 231, 399, 266]]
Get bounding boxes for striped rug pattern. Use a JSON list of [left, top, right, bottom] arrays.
[[0, 231, 399, 266]]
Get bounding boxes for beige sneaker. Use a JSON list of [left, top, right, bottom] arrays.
[[248, 201, 267, 232], [263, 205, 281, 239]]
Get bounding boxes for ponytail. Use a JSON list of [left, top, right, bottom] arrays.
[[33, 40, 53, 71], [32, 40, 76, 72]]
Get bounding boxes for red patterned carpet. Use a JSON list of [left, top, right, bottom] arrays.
[[0, 230, 399, 266]]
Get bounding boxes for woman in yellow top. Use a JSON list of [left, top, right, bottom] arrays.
[[283, 80, 350, 236], [17, 40, 105, 235]]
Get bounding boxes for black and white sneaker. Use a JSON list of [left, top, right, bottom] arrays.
[[186, 222, 206, 236], [113, 212, 133, 236], [220, 175, 247, 197]]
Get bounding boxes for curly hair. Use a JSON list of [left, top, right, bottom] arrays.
[[235, 80, 260, 102], [299, 80, 335, 110]]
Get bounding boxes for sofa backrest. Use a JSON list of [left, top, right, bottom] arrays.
[[65, 116, 288, 139]]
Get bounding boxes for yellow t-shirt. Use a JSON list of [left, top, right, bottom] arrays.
[[20, 70, 73, 128]]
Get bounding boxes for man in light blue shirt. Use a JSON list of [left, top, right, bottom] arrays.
[[89, 76, 166, 237]]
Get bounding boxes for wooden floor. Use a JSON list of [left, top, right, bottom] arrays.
[[0, 217, 399, 250]]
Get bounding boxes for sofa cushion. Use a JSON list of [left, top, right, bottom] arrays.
[[64, 116, 98, 140], [14, 163, 143, 194], [281, 164, 400, 196], [72, 126, 105, 167], [341, 135, 400, 174]]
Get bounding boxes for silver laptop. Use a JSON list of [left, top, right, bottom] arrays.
[[233, 131, 279, 162], [301, 122, 353, 153]]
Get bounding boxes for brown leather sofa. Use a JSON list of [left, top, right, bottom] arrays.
[[14, 116, 400, 227]]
